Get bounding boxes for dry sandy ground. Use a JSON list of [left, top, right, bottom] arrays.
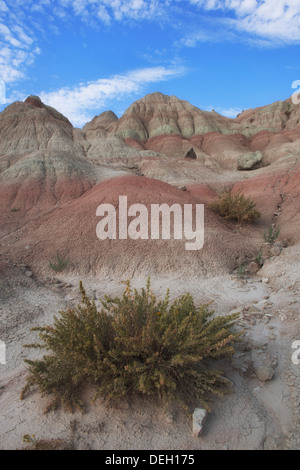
[[0, 246, 299, 450]]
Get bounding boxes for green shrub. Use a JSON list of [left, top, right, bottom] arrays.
[[263, 225, 280, 244], [21, 279, 240, 413], [209, 187, 261, 223], [49, 252, 69, 273], [255, 251, 263, 266], [237, 264, 246, 277], [21, 434, 72, 450]]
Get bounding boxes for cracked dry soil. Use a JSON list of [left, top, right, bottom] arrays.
[[0, 247, 299, 450]]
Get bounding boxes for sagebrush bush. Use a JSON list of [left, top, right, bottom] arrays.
[[21, 279, 240, 413], [263, 225, 280, 244], [209, 187, 261, 223], [49, 252, 69, 273], [21, 434, 72, 450]]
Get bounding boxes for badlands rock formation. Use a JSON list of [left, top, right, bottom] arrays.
[[0, 92, 300, 450], [106, 92, 300, 169], [0, 95, 94, 212], [1, 92, 300, 277]]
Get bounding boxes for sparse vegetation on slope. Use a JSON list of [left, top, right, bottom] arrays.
[[21, 278, 240, 413], [209, 187, 261, 223], [263, 225, 280, 244], [49, 252, 69, 273], [21, 434, 73, 450]]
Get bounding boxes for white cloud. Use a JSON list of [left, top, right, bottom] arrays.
[[0, 0, 8, 12], [39, 65, 186, 127], [1, 0, 299, 106], [96, 5, 111, 25], [0, 41, 40, 83], [217, 107, 243, 118], [4, 0, 300, 45], [0, 0, 172, 87], [188, 0, 300, 43], [51, 0, 169, 24], [0, 0, 171, 85], [204, 105, 243, 118], [179, 30, 215, 47], [0, 4, 39, 83], [12, 24, 34, 45], [0, 23, 22, 47], [235, 1, 300, 42]]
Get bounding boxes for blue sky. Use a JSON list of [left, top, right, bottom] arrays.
[[1, 0, 300, 127]]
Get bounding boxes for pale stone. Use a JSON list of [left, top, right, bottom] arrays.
[[192, 408, 208, 437], [238, 151, 263, 170]]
